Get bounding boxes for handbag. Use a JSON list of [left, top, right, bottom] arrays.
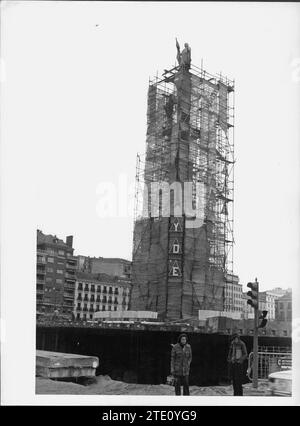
[[166, 374, 175, 386]]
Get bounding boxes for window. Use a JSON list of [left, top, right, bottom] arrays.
[[109, 287, 113, 294], [97, 286, 101, 292], [102, 306, 106, 311], [91, 285, 95, 292], [46, 267, 53, 273], [57, 269, 63, 274], [47, 257, 54, 263], [76, 313, 80, 319], [283, 330, 288, 336], [90, 314, 93, 320], [78, 283, 83, 291], [108, 305, 111, 311], [47, 249, 55, 255], [56, 279, 63, 284], [46, 277, 52, 283], [103, 286, 107, 293], [58, 250, 65, 256], [114, 306, 117, 311], [77, 303, 81, 309], [96, 305, 100, 311]]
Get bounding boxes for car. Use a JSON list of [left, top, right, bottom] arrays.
[[267, 369, 292, 396]]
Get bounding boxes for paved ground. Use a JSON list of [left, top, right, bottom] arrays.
[[36, 375, 269, 396]]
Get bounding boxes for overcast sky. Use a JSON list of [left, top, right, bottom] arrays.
[[1, 1, 300, 291]]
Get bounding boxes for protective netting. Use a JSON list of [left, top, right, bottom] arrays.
[[131, 65, 234, 320]]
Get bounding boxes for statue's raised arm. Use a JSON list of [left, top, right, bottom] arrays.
[[176, 38, 191, 70]]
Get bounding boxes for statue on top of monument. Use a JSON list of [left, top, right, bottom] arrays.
[[176, 38, 191, 70]]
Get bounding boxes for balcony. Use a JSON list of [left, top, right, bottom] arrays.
[[37, 257, 46, 264], [37, 279, 45, 285], [64, 283, 74, 290], [66, 262, 76, 271], [65, 273, 75, 280], [63, 293, 74, 300]]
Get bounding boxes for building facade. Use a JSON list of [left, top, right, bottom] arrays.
[[74, 272, 131, 321], [275, 292, 292, 322], [76, 256, 132, 280], [268, 287, 292, 298], [36, 230, 77, 319], [259, 291, 277, 320], [242, 288, 289, 321], [223, 274, 243, 316]]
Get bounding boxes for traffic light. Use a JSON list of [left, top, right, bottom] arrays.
[[258, 310, 268, 328], [247, 281, 259, 309]]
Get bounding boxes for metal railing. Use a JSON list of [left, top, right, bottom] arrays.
[[257, 346, 292, 379]]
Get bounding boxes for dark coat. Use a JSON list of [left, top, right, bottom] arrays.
[[170, 343, 192, 376], [227, 339, 248, 364]]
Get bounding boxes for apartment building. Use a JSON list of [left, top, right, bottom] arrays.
[[74, 272, 131, 321], [36, 230, 77, 319]]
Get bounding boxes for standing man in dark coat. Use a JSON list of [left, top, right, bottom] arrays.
[[170, 333, 192, 395], [227, 333, 248, 396]]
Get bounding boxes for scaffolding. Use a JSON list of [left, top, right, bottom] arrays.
[[131, 62, 235, 319]]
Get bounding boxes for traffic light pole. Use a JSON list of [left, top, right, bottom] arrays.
[[253, 302, 259, 388], [246, 277, 260, 389]]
